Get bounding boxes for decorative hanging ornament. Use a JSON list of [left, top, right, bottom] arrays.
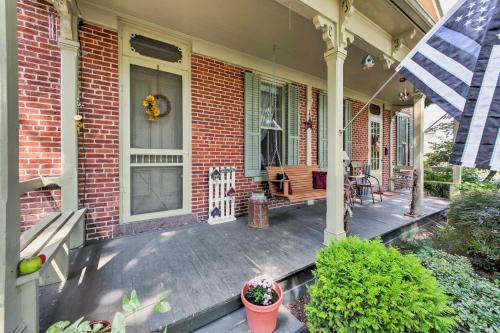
[[361, 54, 375, 70], [398, 77, 410, 102]]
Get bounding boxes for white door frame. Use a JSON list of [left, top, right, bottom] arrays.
[[119, 24, 192, 223], [368, 109, 383, 181]]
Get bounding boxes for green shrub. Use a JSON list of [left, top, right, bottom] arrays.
[[305, 237, 455, 333], [424, 169, 452, 198], [457, 180, 499, 192], [413, 247, 500, 333], [435, 190, 499, 272]]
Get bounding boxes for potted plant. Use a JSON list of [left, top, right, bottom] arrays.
[[241, 276, 283, 333]]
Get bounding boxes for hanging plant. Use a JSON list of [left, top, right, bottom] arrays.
[[143, 94, 171, 122]]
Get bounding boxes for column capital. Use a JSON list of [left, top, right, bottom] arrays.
[[413, 91, 425, 103], [324, 48, 347, 63], [59, 39, 80, 52]]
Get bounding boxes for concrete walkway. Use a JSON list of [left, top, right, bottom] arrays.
[[40, 193, 448, 332]]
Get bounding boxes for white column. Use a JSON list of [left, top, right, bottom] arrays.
[[59, 39, 80, 213], [413, 94, 425, 214], [451, 121, 462, 199], [0, 0, 22, 331], [324, 49, 347, 244]]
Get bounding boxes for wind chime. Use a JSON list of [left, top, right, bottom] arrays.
[[398, 77, 410, 102], [143, 66, 172, 122]]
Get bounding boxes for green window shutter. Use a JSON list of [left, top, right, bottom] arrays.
[[318, 92, 327, 169], [343, 99, 352, 160], [244, 72, 261, 177], [409, 118, 414, 166], [396, 115, 403, 165], [287, 84, 300, 165]]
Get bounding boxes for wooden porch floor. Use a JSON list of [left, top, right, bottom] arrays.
[[40, 193, 448, 332]]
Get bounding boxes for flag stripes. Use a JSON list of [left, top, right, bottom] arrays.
[[397, 0, 499, 170]]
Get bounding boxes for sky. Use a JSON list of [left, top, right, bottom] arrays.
[[423, 0, 459, 129]]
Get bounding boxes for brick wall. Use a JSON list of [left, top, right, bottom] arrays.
[[17, 0, 61, 230], [15, 0, 400, 238], [191, 54, 316, 219], [77, 23, 120, 241], [350, 99, 369, 165]]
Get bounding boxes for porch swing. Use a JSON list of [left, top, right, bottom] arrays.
[[263, 47, 325, 203]]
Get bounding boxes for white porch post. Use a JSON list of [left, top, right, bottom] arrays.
[[0, 0, 22, 331], [51, 0, 80, 213], [50, 1, 83, 247], [59, 39, 80, 211], [324, 49, 347, 243], [314, 13, 351, 244], [59, 40, 80, 212], [413, 94, 425, 214]]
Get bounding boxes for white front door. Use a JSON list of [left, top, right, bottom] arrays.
[[122, 58, 191, 223], [368, 113, 383, 182]]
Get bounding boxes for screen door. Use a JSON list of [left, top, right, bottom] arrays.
[[124, 63, 189, 221]]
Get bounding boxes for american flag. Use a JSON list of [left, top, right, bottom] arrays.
[[396, 0, 500, 170]]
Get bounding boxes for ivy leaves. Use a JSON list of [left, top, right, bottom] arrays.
[[45, 290, 172, 333]]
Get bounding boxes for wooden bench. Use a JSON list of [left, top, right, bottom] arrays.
[[17, 209, 86, 333], [266, 165, 326, 203]]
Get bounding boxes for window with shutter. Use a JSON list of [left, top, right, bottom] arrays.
[[343, 99, 352, 160], [318, 92, 327, 169], [287, 84, 300, 165], [244, 72, 261, 177], [396, 114, 413, 166], [409, 118, 414, 166]]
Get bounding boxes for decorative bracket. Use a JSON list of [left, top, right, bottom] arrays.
[[392, 29, 416, 55], [313, 15, 336, 51], [379, 53, 395, 70]]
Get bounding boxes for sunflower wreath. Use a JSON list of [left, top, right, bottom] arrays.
[[143, 94, 171, 122]]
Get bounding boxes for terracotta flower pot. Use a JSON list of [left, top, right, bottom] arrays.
[[241, 282, 283, 333]]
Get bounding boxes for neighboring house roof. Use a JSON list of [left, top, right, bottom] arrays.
[[415, 0, 442, 22]]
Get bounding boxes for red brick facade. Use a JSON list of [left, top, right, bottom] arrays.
[[17, 0, 61, 230], [16, 0, 406, 240], [191, 54, 313, 219], [77, 23, 120, 240]]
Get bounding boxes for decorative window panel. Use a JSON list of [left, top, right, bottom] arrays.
[[130, 34, 182, 63]]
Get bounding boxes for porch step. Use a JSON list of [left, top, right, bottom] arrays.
[[193, 305, 305, 333]]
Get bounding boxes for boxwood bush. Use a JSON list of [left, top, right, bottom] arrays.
[[412, 246, 500, 333], [305, 237, 455, 333]]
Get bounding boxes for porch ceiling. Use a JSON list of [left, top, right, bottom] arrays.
[[83, 0, 415, 105]]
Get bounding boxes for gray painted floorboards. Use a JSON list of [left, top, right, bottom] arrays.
[[39, 193, 448, 332]]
